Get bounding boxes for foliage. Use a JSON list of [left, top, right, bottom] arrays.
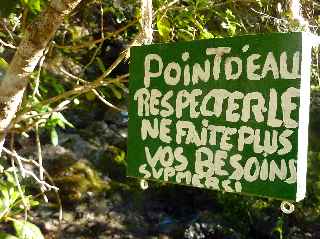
[[13, 220, 44, 239], [0, 232, 19, 239], [0, 0, 319, 237], [0, 165, 40, 239], [0, 167, 38, 221]]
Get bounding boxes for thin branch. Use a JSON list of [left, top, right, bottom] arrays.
[[83, 44, 103, 71], [35, 124, 48, 202], [250, 7, 318, 29], [60, 67, 86, 83], [14, 107, 67, 124], [314, 1, 320, 8], [98, 51, 127, 81], [10, 74, 127, 129], [1, 20, 14, 42], [11, 158, 29, 220], [250, 8, 289, 23], [12, 27, 133, 134], [92, 89, 123, 111], [13, 100, 71, 125], [54, 18, 139, 50], [3, 147, 64, 224], [155, 0, 180, 15], [39, 73, 128, 108], [32, 47, 49, 98], [28, 46, 128, 111], [100, 3, 104, 39], [61, 68, 123, 111], [11, 14, 21, 33], [2, 148, 59, 191], [0, 38, 16, 49], [9, 133, 28, 220]]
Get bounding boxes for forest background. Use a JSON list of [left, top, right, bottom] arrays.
[[0, 0, 319, 238]]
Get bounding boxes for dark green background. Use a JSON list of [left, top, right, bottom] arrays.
[[128, 32, 303, 201]]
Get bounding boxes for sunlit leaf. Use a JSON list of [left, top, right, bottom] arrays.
[[56, 112, 74, 128], [13, 220, 44, 239], [0, 232, 19, 239], [85, 91, 96, 101], [22, 0, 43, 13], [50, 128, 58, 146], [96, 57, 106, 73], [157, 16, 171, 41], [109, 85, 122, 99], [199, 29, 213, 39], [0, 58, 9, 70]]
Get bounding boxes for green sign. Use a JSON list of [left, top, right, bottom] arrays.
[[128, 32, 315, 201]]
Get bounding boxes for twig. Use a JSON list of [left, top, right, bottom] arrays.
[[314, 1, 320, 8], [92, 89, 123, 111], [39, 73, 128, 108], [32, 48, 128, 109], [83, 44, 103, 71], [12, 29, 131, 132], [32, 47, 49, 98], [60, 67, 86, 83], [24, 168, 58, 191], [98, 51, 127, 81], [3, 147, 64, 225], [250, 8, 289, 23], [14, 107, 67, 124], [54, 18, 139, 50], [61, 68, 124, 111], [11, 158, 29, 220], [0, 38, 16, 49], [1, 19, 14, 42], [250, 7, 318, 29], [9, 133, 28, 220], [100, 3, 104, 40], [155, 0, 180, 15], [35, 124, 48, 202], [11, 14, 22, 32], [42, 170, 63, 223], [11, 73, 127, 130], [2, 148, 59, 191], [13, 100, 71, 125]]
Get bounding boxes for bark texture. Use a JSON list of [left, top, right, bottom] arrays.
[[289, 0, 309, 30], [141, 0, 153, 44], [0, 0, 82, 153]]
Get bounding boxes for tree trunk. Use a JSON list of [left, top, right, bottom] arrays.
[[0, 0, 82, 154], [289, 0, 309, 30]]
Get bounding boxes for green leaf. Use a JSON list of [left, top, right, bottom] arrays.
[[85, 91, 96, 101], [96, 57, 106, 73], [56, 113, 74, 128], [177, 29, 194, 41], [157, 17, 171, 41], [0, 58, 9, 70], [22, 0, 42, 13], [199, 29, 213, 39], [272, 217, 284, 239], [4, 171, 16, 185], [109, 85, 122, 99], [50, 128, 58, 146], [0, 232, 19, 239], [13, 220, 44, 239]]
